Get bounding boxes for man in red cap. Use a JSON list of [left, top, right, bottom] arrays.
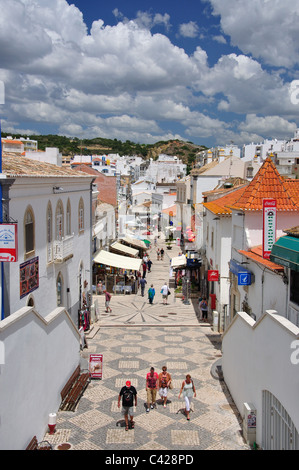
[[118, 380, 137, 431]]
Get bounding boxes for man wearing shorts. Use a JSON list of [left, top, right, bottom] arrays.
[[145, 367, 159, 412], [118, 380, 137, 431]]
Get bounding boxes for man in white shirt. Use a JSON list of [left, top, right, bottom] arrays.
[[161, 282, 169, 305]]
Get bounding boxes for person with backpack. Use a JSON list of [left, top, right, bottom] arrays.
[[178, 374, 196, 421], [118, 380, 137, 431], [200, 296, 208, 322]]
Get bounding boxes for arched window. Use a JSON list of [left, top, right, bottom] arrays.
[[55, 200, 64, 241], [24, 206, 35, 258], [57, 272, 63, 307], [78, 198, 84, 233], [66, 199, 71, 236]]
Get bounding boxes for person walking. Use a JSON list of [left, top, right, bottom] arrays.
[[158, 366, 172, 408], [140, 277, 147, 297], [148, 284, 155, 304], [161, 282, 170, 305], [118, 380, 137, 431], [142, 262, 147, 279], [145, 367, 159, 412], [104, 290, 112, 313], [156, 248, 160, 261], [200, 296, 208, 322], [178, 374, 196, 421], [147, 258, 153, 272], [160, 247, 164, 261]]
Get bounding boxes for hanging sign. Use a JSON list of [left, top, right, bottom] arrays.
[[263, 199, 277, 259], [0, 223, 18, 262], [89, 354, 103, 379], [208, 270, 219, 281]]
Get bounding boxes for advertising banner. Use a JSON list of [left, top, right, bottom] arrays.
[[20, 256, 39, 299], [89, 354, 103, 379], [263, 199, 277, 259]]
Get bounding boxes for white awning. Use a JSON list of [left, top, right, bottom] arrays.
[[120, 236, 147, 250], [110, 242, 139, 257], [171, 255, 187, 268], [93, 250, 142, 271]]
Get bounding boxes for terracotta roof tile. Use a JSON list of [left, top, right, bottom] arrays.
[[203, 187, 247, 215], [1, 152, 91, 178], [228, 157, 299, 212], [238, 245, 284, 272]]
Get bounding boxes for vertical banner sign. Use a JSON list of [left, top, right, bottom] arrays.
[[89, 354, 103, 379], [0, 223, 18, 262], [20, 257, 39, 299], [263, 199, 277, 259]]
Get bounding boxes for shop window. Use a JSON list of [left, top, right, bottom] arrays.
[[290, 270, 299, 305], [57, 273, 63, 307]]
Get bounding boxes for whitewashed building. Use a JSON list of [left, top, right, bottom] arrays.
[[0, 153, 94, 449]]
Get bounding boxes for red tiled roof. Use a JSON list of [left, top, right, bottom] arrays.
[[228, 157, 299, 212], [238, 245, 284, 272], [203, 187, 247, 215]]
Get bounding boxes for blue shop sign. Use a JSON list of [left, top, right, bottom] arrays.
[[238, 272, 252, 286], [230, 260, 252, 285]]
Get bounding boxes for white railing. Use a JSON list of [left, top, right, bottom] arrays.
[[53, 234, 74, 262]]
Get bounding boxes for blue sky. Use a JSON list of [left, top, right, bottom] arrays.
[[0, 0, 298, 148]]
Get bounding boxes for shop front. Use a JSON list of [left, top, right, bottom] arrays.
[[93, 249, 142, 295]]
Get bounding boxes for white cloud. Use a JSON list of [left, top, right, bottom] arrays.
[[179, 21, 199, 38], [239, 114, 297, 139], [209, 0, 299, 67], [0, 0, 298, 147]]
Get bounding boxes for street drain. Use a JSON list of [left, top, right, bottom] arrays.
[[168, 312, 177, 315]]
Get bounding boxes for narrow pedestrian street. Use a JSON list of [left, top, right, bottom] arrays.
[[43, 239, 249, 451]]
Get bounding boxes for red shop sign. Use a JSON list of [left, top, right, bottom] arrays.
[[208, 270, 219, 281]]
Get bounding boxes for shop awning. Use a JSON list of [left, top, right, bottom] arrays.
[[110, 242, 139, 257], [270, 235, 299, 272], [93, 250, 142, 271], [120, 236, 147, 250], [171, 256, 187, 268]]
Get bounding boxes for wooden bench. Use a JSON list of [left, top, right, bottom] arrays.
[[26, 436, 52, 450], [60, 365, 90, 412]]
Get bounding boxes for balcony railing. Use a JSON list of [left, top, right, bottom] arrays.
[[52, 234, 74, 263]]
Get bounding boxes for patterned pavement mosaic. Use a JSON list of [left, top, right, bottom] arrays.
[[43, 242, 250, 451]]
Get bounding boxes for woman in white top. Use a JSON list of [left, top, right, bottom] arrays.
[[178, 374, 196, 420]]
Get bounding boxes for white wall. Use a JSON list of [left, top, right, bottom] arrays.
[[222, 310, 299, 448], [7, 177, 93, 324], [0, 306, 80, 450]]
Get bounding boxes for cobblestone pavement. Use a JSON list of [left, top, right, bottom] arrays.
[[44, 240, 250, 452]]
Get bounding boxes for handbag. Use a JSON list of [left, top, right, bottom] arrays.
[[169, 381, 173, 389]]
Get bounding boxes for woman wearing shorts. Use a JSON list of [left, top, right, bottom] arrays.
[[158, 366, 172, 408]]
